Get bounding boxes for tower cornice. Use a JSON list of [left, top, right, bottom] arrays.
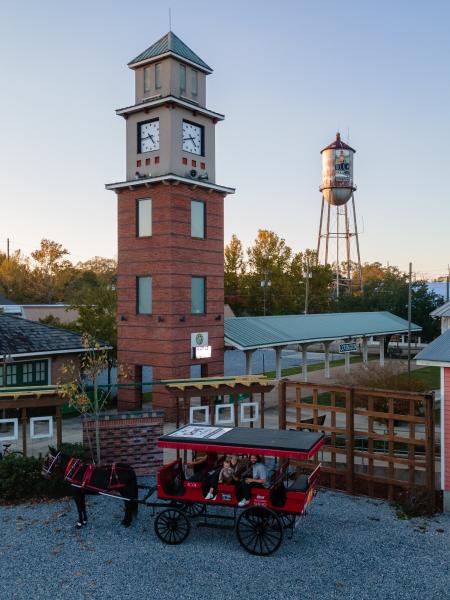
[[105, 173, 235, 194], [116, 95, 224, 122]]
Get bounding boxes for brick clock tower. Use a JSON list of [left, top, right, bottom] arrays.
[[106, 32, 234, 412]]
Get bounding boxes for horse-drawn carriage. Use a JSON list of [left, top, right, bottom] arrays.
[[43, 425, 324, 556]]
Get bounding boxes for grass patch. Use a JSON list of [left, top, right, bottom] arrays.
[[402, 367, 440, 391], [263, 354, 372, 379]]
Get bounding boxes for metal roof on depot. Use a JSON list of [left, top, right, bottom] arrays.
[[415, 329, 450, 364], [224, 312, 421, 350], [128, 31, 212, 72]]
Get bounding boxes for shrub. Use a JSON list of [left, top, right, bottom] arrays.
[[0, 443, 85, 503], [335, 362, 430, 392], [394, 486, 436, 518]]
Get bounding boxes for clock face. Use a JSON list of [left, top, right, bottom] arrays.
[[182, 120, 203, 155], [139, 119, 160, 153]]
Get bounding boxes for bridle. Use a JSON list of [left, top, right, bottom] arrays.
[[42, 451, 61, 476]]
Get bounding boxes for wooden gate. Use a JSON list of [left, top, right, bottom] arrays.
[[278, 380, 436, 505]]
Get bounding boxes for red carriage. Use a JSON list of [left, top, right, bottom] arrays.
[[145, 424, 325, 555]]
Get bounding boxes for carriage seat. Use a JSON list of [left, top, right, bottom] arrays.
[[288, 474, 309, 492]]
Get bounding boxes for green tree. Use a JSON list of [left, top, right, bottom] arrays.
[[224, 235, 246, 314], [247, 230, 293, 315], [0, 250, 34, 303], [31, 239, 73, 303], [335, 262, 442, 341]]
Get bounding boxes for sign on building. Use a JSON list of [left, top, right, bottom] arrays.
[[191, 332, 208, 347], [339, 342, 357, 353]]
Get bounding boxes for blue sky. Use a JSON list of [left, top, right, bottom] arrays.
[[1, 0, 449, 277]]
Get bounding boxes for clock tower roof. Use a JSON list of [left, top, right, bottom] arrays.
[[128, 31, 212, 74]]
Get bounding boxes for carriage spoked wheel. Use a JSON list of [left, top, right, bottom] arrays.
[[154, 508, 191, 545], [236, 507, 283, 556], [278, 512, 296, 529], [170, 501, 206, 518]]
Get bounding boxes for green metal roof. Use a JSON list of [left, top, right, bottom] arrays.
[[224, 312, 421, 351], [128, 31, 212, 72]]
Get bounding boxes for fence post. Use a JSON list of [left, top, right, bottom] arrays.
[[278, 380, 287, 430], [346, 388, 355, 494]]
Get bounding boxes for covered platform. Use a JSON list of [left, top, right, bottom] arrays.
[[224, 311, 421, 381]]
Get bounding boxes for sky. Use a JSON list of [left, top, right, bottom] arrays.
[[1, 0, 449, 278]]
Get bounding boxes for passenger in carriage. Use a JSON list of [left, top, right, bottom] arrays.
[[186, 451, 218, 482], [237, 454, 268, 507], [205, 456, 237, 500]]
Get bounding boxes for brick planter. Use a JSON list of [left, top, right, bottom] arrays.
[[82, 411, 164, 475]]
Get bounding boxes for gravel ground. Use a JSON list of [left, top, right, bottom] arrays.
[[1, 488, 449, 600]]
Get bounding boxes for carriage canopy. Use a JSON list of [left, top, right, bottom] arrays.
[[157, 425, 325, 460]]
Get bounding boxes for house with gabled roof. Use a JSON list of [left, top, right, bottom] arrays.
[[0, 313, 104, 388]]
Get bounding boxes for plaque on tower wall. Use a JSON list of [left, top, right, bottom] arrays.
[[191, 332, 209, 348]]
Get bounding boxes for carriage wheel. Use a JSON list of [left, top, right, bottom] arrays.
[[236, 507, 283, 556], [170, 501, 205, 518], [279, 513, 296, 529], [154, 508, 190, 545]]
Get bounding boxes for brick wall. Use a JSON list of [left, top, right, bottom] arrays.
[[82, 412, 164, 476], [116, 181, 226, 413], [444, 367, 450, 490]]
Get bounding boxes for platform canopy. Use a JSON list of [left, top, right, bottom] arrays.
[[224, 311, 421, 351]]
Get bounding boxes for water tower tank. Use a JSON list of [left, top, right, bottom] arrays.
[[320, 132, 356, 206]]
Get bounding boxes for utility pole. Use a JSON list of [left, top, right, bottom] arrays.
[[260, 270, 271, 317], [407, 262, 412, 385], [6, 238, 9, 260], [303, 257, 312, 314], [447, 264, 449, 302]]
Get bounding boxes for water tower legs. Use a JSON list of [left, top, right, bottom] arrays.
[[316, 193, 363, 295]]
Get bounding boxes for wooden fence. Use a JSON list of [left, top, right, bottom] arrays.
[[278, 380, 436, 506]]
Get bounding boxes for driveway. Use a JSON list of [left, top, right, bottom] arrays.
[[1, 488, 449, 600]]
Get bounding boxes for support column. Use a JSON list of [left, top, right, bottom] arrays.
[[362, 337, 368, 365], [345, 350, 351, 374], [275, 347, 283, 380], [245, 350, 254, 375], [301, 345, 309, 382], [21, 407, 27, 457], [324, 342, 331, 379], [379, 336, 385, 367]]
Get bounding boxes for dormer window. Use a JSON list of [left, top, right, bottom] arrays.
[[143, 67, 151, 93], [155, 63, 161, 89], [179, 64, 186, 94], [191, 69, 198, 97]]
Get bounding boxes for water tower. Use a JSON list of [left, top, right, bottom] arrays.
[[316, 132, 363, 296]]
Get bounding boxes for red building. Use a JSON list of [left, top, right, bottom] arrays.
[[416, 301, 450, 512], [106, 32, 234, 412]]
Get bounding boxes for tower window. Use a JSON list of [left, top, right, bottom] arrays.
[[136, 198, 152, 237], [137, 276, 152, 314], [191, 69, 198, 96], [143, 67, 151, 93], [179, 64, 186, 94], [191, 200, 205, 238], [191, 276, 206, 314], [155, 63, 161, 89]]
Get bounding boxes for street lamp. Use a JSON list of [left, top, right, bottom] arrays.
[[260, 271, 271, 317], [303, 257, 312, 314]]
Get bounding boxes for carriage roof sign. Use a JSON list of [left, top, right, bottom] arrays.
[[158, 426, 325, 460]]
